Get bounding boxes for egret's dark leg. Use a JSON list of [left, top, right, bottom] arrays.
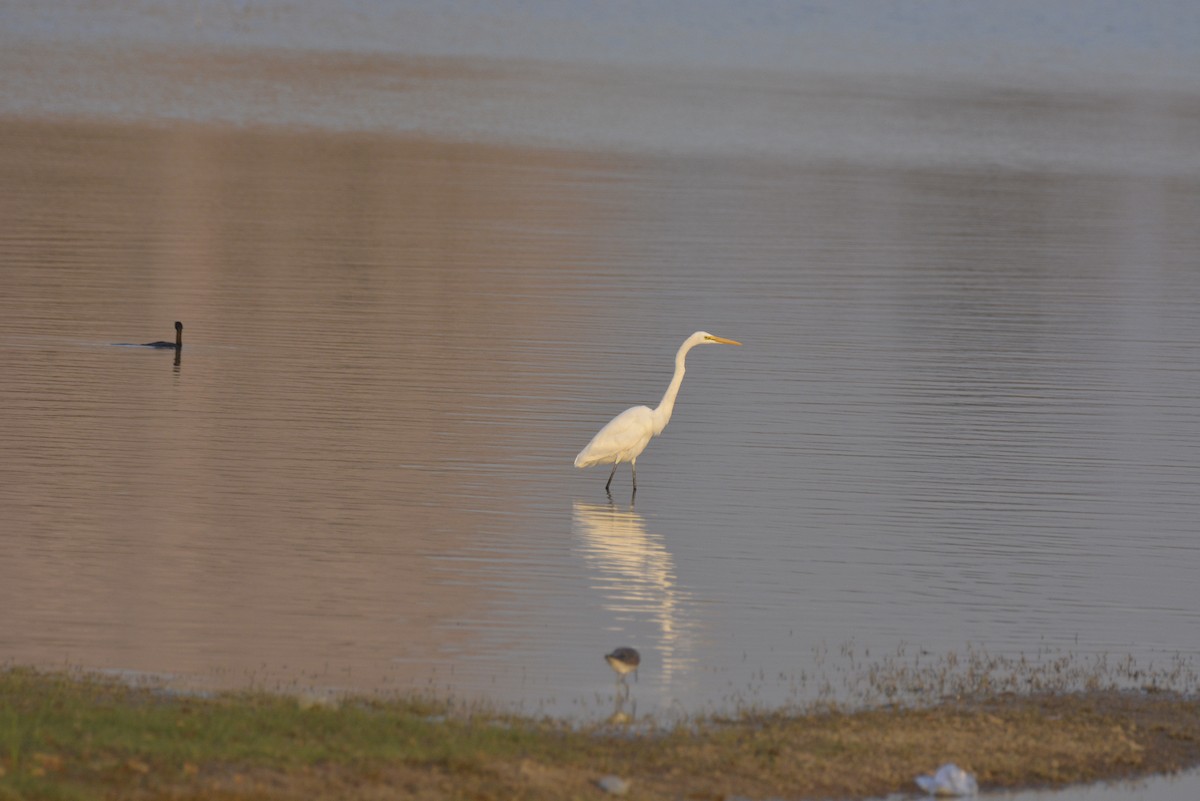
[[631, 459, 637, 490], [605, 464, 618, 493]]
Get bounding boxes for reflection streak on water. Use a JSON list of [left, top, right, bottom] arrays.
[[572, 501, 696, 684]]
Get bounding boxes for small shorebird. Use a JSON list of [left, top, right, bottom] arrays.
[[605, 647, 641, 684]]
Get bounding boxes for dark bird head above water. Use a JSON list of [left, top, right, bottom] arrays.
[[143, 321, 183, 349]]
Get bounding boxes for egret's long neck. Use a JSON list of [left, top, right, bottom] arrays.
[[651, 341, 693, 435]]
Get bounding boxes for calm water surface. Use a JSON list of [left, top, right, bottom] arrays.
[[2, 109, 1197, 724]]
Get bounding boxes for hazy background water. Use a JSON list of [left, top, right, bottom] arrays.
[[2, 0, 1199, 740]]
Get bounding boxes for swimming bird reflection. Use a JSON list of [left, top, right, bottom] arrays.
[[572, 501, 697, 688]]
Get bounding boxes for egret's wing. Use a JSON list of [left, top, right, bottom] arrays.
[[575, 406, 654, 467]]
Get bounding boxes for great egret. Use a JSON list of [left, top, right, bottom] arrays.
[[574, 331, 742, 492], [142, 321, 183, 350]]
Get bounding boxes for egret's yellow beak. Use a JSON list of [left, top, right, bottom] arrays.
[[706, 335, 742, 346]]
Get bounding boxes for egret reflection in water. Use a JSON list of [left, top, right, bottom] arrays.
[[571, 501, 699, 688]]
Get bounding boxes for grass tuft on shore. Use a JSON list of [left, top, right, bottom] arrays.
[[2, 664, 1198, 800]]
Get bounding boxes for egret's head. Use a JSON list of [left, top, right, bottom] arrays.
[[699, 332, 742, 346]]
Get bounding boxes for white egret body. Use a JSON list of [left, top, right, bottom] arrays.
[[574, 331, 742, 492]]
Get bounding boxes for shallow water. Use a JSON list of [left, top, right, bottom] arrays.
[[2, 111, 1198, 724]]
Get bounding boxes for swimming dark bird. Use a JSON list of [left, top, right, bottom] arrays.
[[605, 647, 641, 684], [142, 321, 183, 349]]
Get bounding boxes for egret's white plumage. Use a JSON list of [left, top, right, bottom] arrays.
[[574, 331, 742, 492]]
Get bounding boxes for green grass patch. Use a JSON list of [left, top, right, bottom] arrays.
[[2, 665, 1199, 800]]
